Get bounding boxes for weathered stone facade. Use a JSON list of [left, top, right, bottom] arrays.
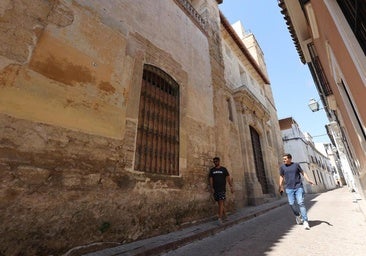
[[220, 19, 284, 206], [0, 0, 283, 254]]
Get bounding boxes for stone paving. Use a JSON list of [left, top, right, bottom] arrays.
[[66, 187, 366, 256]]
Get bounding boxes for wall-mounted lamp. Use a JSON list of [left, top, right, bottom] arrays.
[[308, 98, 323, 112]]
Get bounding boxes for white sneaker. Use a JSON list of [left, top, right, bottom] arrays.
[[217, 218, 223, 226], [303, 221, 310, 230], [295, 215, 302, 225]]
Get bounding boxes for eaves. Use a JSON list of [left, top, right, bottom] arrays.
[[278, 0, 306, 64]]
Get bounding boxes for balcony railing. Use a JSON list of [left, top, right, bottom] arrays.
[[235, 83, 267, 108], [174, 0, 207, 32]]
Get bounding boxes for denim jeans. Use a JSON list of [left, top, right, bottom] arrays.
[[285, 187, 308, 222]]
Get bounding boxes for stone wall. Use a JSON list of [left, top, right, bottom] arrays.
[[0, 113, 220, 255]]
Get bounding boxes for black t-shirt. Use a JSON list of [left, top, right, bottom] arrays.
[[209, 166, 229, 192], [279, 162, 303, 189]]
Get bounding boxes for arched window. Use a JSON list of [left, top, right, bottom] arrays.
[[134, 65, 180, 175]]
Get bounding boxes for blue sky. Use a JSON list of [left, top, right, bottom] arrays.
[[219, 0, 330, 143]]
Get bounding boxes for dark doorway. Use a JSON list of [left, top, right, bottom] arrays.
[[250, 126, 269, 194]]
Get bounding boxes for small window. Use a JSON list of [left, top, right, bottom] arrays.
[[227, 98, 234, 122], [239, 66, 247, 86]]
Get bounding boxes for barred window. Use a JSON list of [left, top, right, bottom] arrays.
[[307, 43, 333, 96], [337, 0, 366, 55], [134, 65, 179, 175]]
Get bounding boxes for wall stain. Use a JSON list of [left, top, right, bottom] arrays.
[[30, 56, 95, 86], [0, 64, 22, 87], [98, 81, 115, 94], [93, 102, 100, 110], [64, 99, 74, 108]]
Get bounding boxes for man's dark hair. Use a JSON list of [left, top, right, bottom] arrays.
[[283, 153, 292, 159], [213, 157, 220, 161]]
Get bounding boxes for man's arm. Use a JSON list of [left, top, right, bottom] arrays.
[[279, 175, 284, 193], [301, 171, 314, 185], [209, 176, 214, 193], [226, 175, 234, 193]]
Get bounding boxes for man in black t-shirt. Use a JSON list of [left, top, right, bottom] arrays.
[[209, 157, 233, 225]]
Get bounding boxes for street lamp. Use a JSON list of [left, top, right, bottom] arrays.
[[308, 98, 321, 112]]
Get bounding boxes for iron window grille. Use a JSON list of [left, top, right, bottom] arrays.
[[134, 65, 180, 175]]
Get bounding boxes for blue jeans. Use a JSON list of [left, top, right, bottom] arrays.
[[285, 187, 308, 222]]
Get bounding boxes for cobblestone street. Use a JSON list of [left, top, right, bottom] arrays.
[[161, 187, 366, 256], [84, 187, 366, 256]]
